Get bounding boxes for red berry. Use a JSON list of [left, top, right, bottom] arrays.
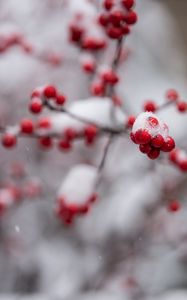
[[169, 149, 178, 163], [20, 119, 34, 134], [55, 94, 66, 105], [39, 137, 53, 149], [168, 200, 180, 213], [98, 14, 109, 27], [177, 101, 187, 112], [147, 148, 160, 159], [81, 37, 106, 51], [144, 101, 157, 112], [102, 70, 119, 85], [103, 0, 114, 10], [165, 89, 179, 102], [125, 11, 138, 25], [84, 125, 98, 144], [121, 25, 130, 35], [148, 116, 159, 127], [2, 133, 17, 148], [69, 25, 84, 42], [161, 136, 175, 152], [139, 143, 151, 154], [127, 115, 136, 127], [64, 128, 76, 141], [91, 82, 105, 96], [109, 10, 124, 26], [179, 160, 187, 172], [58, 139, 72, 151], [134, 129, 151, 144], [37, 117, 51, 129], [107, 26, 123, 39], [29, 98, 43, 114], [43, 85, 57, 98], [151, 134, 164, 148], [121, 0, 135, 10]]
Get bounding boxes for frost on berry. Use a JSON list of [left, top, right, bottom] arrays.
[[130, 112, 175, 159], [55, 165, 98, 225]]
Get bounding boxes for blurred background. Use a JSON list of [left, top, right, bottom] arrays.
[[0, 0, 187, 299]]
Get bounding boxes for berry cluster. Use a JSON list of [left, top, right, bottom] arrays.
[[0, 164, 41, 217], [56, 193, 97, 225], [90, 65, 120, 96], [1, 85, 99, 152], [130, 112, 175, 159], [169, 149, 187, 172], [143, 89, 187, 113], [29, 85, 66, 114], [165, 89, 187, 113], [69, 14, 107, 51], [99, 0, 137, 39], [55, 165, 98, 225]]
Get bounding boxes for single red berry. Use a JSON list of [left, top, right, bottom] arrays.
[[161, 136, 175, 152], [107, 26, 123, 39], [147, 148, 160, 159], [109, 10, 124, 26], [103, 0, 114, 10], [91, 82, 105, 96], [81, 37, 106, 51], [58, 139, 72, 151], [179, 160, 187, 172], [177, 101, 187, 112], [20, 119, 34, 134], [165, 89, 179, 102], [148, 116, 159, 127], [43, 85, 57, 98], [121, 25, 130, 35], [139, 143, 151, 154], [83, 60, 96, 73], [168, 200, 180, 213], [39, 137, 53, 149], [84, 125, 98, 144], [29, 98, 43, 114], [64, 128, 76, 141], [134, 129, 151, 144], [69, 25, 84, 42], [55, 94, 66, 105], [125, 11, 138, 25], [121, 0, 135, 10], [37, 117, 51, 129], [151, 134, 164, 148], [98, 14, 109, 27], [102, 70, 119, 85], [168, 149, 178, 163], [2, 133, 17, 148], [144, 101, 157, 112], [127, 115, 136, 127], [130, 132, 137, 143]]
